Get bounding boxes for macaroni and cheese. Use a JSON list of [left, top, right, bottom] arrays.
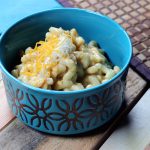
[[11, 27, 120, 91]]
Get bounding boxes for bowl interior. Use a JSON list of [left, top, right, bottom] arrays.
[[0, 9, 131, 73]]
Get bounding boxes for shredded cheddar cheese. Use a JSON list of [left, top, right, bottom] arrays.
[[11, 27, 121, 91], [20, 27, 75, 78]]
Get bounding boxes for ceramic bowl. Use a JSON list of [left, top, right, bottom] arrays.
[[0, 8, 132, 135]]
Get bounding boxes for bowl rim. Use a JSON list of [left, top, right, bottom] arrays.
[[0, 8, 132, 95]]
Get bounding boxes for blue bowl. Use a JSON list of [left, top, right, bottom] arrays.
[[0, 8, 132, 135]]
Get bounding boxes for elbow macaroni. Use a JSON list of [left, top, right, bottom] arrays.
[[11, 27, 120, 91]]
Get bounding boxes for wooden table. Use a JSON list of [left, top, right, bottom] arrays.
[[0, 0, 149, 149], [101, 89, 150, 150], [0, 68, 148, 150]]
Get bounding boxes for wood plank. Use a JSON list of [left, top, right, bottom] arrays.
[[0, 79, 15, 131], [0, 71, 2, 81], [100, 89, 150, 150], [0, 68, 147, 150], [0, 120, 47, 150]]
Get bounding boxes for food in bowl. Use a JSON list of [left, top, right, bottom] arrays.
[[0, 8, 132, 135], [11, 27, 120, 91]]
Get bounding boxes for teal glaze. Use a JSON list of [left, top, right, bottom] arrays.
[[0, 8, 132, 135]]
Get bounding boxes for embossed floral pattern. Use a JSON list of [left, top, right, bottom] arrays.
[[3, 78, 28, 123], [85, 81, 122, 127], [23, 94, 54, 130], [2, 72, 124, 133], [49, 99, 86, 131]]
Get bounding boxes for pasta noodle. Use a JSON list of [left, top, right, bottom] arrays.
[[11, 27, 120, 91]]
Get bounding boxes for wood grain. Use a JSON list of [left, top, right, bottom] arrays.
[[0, 120, 47, 150], [101, 89, 150, 150], [0, 78, 15, 131], [0, 68, 147, 150], [0, 71, 2, 81]]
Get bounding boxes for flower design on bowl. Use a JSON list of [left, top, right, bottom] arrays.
[[85, 81, 122, 128], [3, 79, 27, 123], [22, 94, 54, 130], [2, 72, 124, 134], [49, 99, 85, 131]]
